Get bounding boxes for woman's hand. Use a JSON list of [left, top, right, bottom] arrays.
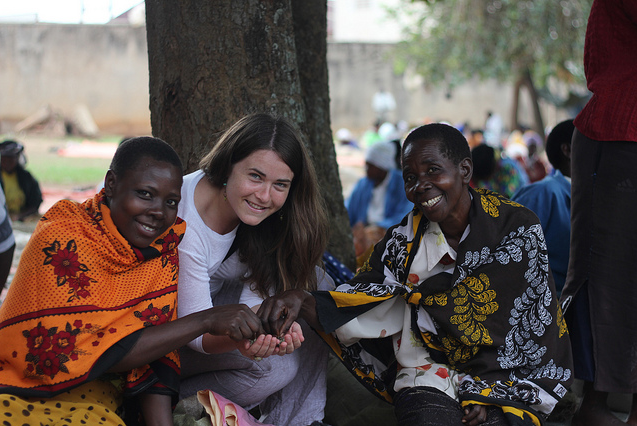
[[205, 304, 265, 341], [276, 321, 304, 356], [257, 289, 310, 336], [237, 334, 281, 360], [462, 404, 487, 426]]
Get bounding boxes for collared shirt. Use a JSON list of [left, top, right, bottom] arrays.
[[335, 221, 470, 399]]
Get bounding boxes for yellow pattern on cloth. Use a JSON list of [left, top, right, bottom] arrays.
[[0, 380, 124, 425], [0, 190, 186, 400], [1, 171, 24, 215], [460, 400, 541, 426], [314, 187, 573, 424]]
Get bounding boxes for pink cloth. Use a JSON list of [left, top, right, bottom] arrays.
[[197, 390, 275, 426]]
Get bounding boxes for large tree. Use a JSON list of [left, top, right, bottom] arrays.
[[145, 0, 355, 268], [391, 0, 592, 135]]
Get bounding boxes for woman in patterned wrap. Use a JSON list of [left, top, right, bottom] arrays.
[[0, 137, 264, 425], [258, 123, 573, 426]]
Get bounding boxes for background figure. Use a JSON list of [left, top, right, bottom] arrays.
[[377, 121, 404, 169], [470, 143, 528, 198], [522, 129, 549, 182], [483, 111, 503, 148], [362, 120, 383, 148], [372, 88, 396, 123], [559, 2, 637, 426], [512, 119, 574, 296], [346, 141, 412, 266], [335, 128, 359, 149], [0, 140, 43, 222], [0, 189, 15, 292]]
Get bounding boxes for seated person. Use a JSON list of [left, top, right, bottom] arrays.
[[512, 119, 574, 296], [347, 141, 413, 264], [0, 140, 43, 222], [471, 143, 528, 198], [0, 137, 265, 425], [259, 123, 573, 426], [0, 188, 15, 293], [176, 113, 330, 426]]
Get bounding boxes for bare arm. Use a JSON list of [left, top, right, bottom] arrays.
[[108, 304, 264, 373]]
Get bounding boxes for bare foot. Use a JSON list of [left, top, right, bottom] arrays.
[[570, 404, 625, 426]]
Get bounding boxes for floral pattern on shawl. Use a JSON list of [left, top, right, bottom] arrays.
[[0, 190, 186, 399], [315, 187, 572, 424]]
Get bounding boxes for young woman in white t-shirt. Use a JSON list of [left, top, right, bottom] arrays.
[[177, 113, 331, 426]]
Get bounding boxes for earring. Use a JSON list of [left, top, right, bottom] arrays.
[[223, 182, 227, 201], [279, 210, 284, 221]]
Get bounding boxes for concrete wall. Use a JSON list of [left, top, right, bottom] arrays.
[[0, 23, 151, 134], [0, 23, 569, 137]]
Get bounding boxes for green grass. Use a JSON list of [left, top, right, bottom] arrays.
[[3, 135, 120, 189], [27, 156, 111, 188]]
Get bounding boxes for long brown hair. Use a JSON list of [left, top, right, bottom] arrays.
[[200, 113, 328, 297]]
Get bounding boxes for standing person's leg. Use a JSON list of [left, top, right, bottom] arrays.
[[564, 131, 637, 426], [627, 393, 637, 426]]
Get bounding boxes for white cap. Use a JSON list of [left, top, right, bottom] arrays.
[[365, 141, 397, 171], [378, 122, 400, 142]]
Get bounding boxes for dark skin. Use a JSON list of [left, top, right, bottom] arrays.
[[102, 158, 266, 426], [570, 382, 626, 426], [259, 138, 489, 425]]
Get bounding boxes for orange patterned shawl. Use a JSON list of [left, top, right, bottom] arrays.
[[0, 190, 186, 400]]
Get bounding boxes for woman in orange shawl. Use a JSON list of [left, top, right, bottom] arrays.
[[0, 137, 264, 425]]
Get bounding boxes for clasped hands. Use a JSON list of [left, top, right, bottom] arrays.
[[208, 292, 309, 361]]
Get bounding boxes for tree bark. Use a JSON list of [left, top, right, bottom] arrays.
[[145, 0, 355, 268], [522, 68, 545, 139], [510, 68, 545, 141], [291, 1, 354, 267], [510, 75, 523, 132]]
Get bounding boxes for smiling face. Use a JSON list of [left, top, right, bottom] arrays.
[[225, 149, 294, 226], [104, 157, 182, 248], [402, 138, 472, 236]]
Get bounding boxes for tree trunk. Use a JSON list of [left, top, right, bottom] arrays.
[[521, 68, 545, 140], [145, 0, 355, 268], [510, 68, 545, 141], [290, 1, 354, 267], [510, 75, 523, 132]]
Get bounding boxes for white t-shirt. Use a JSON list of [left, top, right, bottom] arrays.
[[177, 170, 243, 353]]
